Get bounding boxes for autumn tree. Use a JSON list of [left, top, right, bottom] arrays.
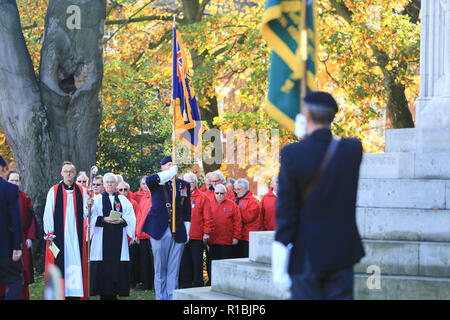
[[317, 0, 420, 130]]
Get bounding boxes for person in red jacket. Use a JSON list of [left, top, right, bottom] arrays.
[[205, 171, 236, 203], [233, 178, 261, 258], [207, 184, 241, 282], [261, 174, 278, 231], [199, 172, 212, 193], [179, 173, 213, 288], [0, 171, 36, 300], [118, 181, 140, 289], [120, 180, 154, 291], [131, 176, 152, 217]]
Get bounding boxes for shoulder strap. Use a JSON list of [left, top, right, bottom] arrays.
[[301, 137, 340, 205]]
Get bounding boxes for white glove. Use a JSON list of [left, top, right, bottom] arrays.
[[272, 241, 293, 292], [184, 222, 191, 244], [157, 165, 178, 185], [295, 113, 307, 139]]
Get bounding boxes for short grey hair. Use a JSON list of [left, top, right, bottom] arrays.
[[304, 102, 337, 125], [212, 170, 225, 183], [234, 178, 249, 190], [214, 184, 226, 193], [118, 181, 130, 189], [103, 173, 117, 183], [184, 172, 197, 183], [139, 175, 148, 183]]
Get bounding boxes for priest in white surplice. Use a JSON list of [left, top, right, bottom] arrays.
[[43, 161, 90, 300], [89, 173, 136, 300]]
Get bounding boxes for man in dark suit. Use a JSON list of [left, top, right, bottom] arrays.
[[273, 92, 365, 300], [142, 156, 191, 300], [0, 155, 23, 300]]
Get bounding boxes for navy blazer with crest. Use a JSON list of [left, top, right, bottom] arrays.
[[142, 174, 191, 244]]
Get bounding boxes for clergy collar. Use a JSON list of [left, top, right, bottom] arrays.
[[103, 191, 118, 197], [62, 181, 75, 190]]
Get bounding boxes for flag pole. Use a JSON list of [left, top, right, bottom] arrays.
[[301, 0, 308, 100], [172, 16, 177, 240], [87, 165, 98, 299]]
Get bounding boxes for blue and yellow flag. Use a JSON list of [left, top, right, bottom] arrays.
[[173, 26, 202, 151], [262, 0, 318, 132]]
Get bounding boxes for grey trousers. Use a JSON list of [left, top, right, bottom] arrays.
[[150, 227, 185, 300]]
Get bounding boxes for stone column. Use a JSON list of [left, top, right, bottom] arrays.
[[416, 0, 450, 128]]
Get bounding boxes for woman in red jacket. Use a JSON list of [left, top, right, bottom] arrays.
[[261, 175, 278, 231], [129, 177, 154, 290], [207, 184, 241, 283], [233, 178, 261, 258], [179, 173, 213, 288]]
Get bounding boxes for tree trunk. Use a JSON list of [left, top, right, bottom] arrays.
[[328, 0, 416, 129], [0, 0, 106, 271]]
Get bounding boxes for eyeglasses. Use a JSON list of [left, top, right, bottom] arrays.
[[215, 192, 226, 195], [119, 188, 128, 192], [92, 183, 102, 186], [211, 180, 221, 183], [77, 180, 87, 183]]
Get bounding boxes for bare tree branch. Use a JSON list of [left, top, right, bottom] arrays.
[[105, 15, 182, 25]]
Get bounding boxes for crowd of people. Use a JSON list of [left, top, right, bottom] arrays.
[[1, 91, 365, 301], [0, 156, 279, 300]]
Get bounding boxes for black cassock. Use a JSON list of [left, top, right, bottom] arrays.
[[90, 192, 130, 297]]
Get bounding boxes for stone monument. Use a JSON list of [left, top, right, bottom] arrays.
[[416, 0, 450, 128]]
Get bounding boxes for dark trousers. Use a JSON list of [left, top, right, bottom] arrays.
[[207, 244, 233, 285], [179, 239, 204, 289], [232, 240, 249, 258], [0, 257, 23, 300], [129, 243, 140, 288], [139, 239, 154, 290], [290, 267, 354, 300]]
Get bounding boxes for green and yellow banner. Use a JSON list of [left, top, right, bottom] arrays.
[[262, 0, 318, 132]]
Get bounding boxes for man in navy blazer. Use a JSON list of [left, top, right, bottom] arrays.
[[142, 156, 191, 300], [273, 92, 365, 300], [0, 155, 23, 300]]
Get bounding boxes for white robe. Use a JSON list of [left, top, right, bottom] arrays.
[[89, 194, 136, 262], [43, 185, 89, 297]]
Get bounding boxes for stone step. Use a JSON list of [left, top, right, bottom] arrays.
[[357, 207, 450, 242], [354, 274, 450, 300], [210, 258, 290, 300], [174, 275, 450, 300], [385, 128, 450, 153], [355, 240, 450, 277], [173, 286, 244, 300], [359, 152, 450, 179], [356, 178, 450, 209], [249, 232, 450, 277], [209, 256, 450, 300]]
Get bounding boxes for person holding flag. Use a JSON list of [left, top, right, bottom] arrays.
[[262, 1, 365, 299], [141, 21, 200, 300]]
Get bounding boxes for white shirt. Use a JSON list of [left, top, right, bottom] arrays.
[[89, 194, 136, 261]]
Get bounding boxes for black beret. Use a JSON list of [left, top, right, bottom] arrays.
[[0, 156, 7, 167], [160, 155, 172, 166], [304, 91, 339, 113]]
